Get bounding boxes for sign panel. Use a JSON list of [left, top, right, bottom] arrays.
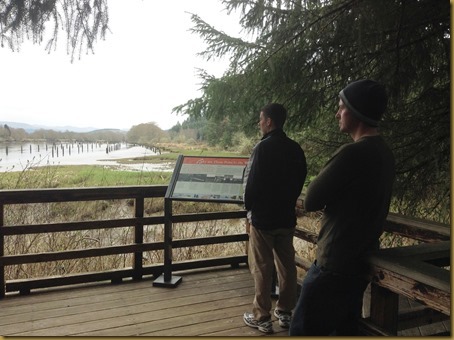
[[166, 155, 249, 203]]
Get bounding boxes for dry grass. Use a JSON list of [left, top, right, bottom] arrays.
[[3, 198, 248, 281]]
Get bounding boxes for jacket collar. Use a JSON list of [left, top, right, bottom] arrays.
[[262, 128, 285, 140]]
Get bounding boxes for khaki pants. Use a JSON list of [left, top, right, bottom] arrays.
[[248, 225, 297, 321]]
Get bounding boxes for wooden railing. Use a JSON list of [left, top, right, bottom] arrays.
[[0, 185, 247, 297], [0, 186, 450, 335]]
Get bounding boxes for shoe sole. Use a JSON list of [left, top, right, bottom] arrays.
[[278, 321, 290, 328], [258, 327, 274, 334]]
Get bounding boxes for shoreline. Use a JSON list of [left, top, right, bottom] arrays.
[[0, 145, 174, 173]]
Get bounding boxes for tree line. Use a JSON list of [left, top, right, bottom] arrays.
[[0, 125, 127, 143], [0, 122, 201, 148]]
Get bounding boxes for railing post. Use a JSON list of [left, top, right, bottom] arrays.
[[369, 282, 399, 335], [153, 198, 182, 287], [163, 198, 172, 282], [0, 203, 4, 298], [133, 196, 144, 281]]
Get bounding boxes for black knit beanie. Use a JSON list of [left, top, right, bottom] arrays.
[[339, 79, 388, 127]]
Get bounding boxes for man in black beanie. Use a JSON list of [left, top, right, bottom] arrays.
[[289, 79, 395, 335]]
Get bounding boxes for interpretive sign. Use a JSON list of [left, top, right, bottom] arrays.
[[166, 155, 249, 203]]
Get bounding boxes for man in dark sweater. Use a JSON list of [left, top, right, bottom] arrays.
[[289, 80, 395, 335], [243, 103, 307, 334]]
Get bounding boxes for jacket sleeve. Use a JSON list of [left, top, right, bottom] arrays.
[[295, 148, 308, 199], [244, 144, 262, 211]]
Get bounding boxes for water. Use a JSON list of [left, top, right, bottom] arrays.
[[0, 142, 174, 172]]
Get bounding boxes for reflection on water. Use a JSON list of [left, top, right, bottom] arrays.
[[0, 142, 173, 172]]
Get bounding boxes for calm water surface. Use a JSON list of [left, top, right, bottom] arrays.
[[0, 142, 173, 172]]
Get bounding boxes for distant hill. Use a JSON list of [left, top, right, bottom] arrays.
[[0, 121, 126, 133]]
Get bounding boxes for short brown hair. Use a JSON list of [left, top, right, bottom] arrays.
[[261, 103, 287, 128]]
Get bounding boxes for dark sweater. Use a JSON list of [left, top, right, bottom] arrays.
[[305, 136, 395, 275], [244, 128, 307, 230]]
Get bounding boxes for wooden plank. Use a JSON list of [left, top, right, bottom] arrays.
[[294, 227, 318, 244], [419, 321, 450, 336], [173, 233, 248, 248], [399, 325, 423, 336], [359, 318, 395, 336], [370, 264, 450, 315], [370, 283, 399, 335], [384, 213, 450, 242], [398, 305, 450, 330], [295, 256, 311, 271], [171, 210, 247, 223], [0, 242, 164, 265], [1, 266, 264, 337], [85, 299, 255, 336], [362, 294, 451, 336], [370, 257, 450, 293], [369, 241, 450, 309], [370, 242, 451, 336], [0, 185, 168, 204], [0, 216, 165, 235], [370, 240, 450, 260], [5, 256, 248, 294]]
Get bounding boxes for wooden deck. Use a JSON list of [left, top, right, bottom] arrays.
[[0, 265, 289, 336], [0, 265, 450, 336]]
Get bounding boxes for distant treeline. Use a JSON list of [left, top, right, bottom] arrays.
[[0, 124, 128, 143], [0, 122, 197, 146]]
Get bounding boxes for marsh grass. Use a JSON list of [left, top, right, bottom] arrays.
[[122, 142, 246, 164], [0, 165, 172, 189], [170, 201, 247, 262]]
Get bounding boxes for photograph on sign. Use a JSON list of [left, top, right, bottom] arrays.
[[169, 156, 249, 202]]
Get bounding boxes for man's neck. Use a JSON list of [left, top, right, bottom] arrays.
[[350, 125, 379, 142], [262, 126, 279, 137]]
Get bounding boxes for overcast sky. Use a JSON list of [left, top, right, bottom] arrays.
[[0, 0, 242, 131]]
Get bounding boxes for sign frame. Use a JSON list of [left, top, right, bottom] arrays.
[[165, 155, 249, 204]]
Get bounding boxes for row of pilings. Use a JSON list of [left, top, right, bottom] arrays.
[[2, 142, 124, 157]]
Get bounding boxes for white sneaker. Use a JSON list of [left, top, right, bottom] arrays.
[[243, 312, 274, 333], [274, 308, 292, 328]]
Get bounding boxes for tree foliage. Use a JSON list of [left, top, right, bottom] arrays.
[[126, 122, 165, 145], [0, 0, 109, 61], [175, 0, 450, 221]]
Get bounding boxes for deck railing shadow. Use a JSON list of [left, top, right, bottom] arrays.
[[0, 185, 450, 335]]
